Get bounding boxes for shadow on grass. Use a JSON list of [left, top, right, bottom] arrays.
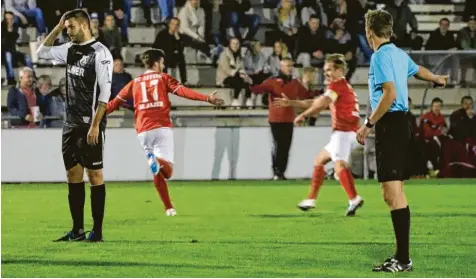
[[1, 258, 235, 269], [251, 212, 476, 219]]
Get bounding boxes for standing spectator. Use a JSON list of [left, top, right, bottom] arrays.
[[250, 58, 314, 180], [266, 41, 291, 77], [216, 37, 252, 107], [449, 96, 476, 143], [210, 0, 224, 63], [347, 0, 375, 62], [457, 15, 476, 87], [244, 41, 270, 108], [325, 15, 356, 81], [152, 18, 187, 84], [295, 15, 326, 69], [4, 0, 47, 38], [6, 67, 46, 128], [385, 0, 418, 48], [102, 13, 122, 58], [299, 0, 328, 27], [111, 57, 133, 109], [419, 97, 448, 172], [158, 0, 176, 23], [2, 11, 35, 86], [275, 0, 301, 54], [46, 77, 67, 128], [222, 0, 261, 42]]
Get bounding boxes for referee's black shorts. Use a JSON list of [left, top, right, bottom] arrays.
[[62, 126, 105, 171], [375, 111, 413, 183]]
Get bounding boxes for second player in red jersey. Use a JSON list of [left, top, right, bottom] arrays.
[[274, 54, 364, 216], [107, 49, 224, 216]]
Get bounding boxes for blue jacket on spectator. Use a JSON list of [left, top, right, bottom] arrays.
[[112, 71, 134, 110], [7, 86, 48, 126]]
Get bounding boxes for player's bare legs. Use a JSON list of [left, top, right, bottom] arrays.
[[334, 160, 364, 216], [85, 169, 106, 241], [297, 149, 331, 211]]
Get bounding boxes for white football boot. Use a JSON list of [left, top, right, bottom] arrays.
[[165, 208, 177, 216], [297, 199, 316, 211], [345, 196, 364, 216]]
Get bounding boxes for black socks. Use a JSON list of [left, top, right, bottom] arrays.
[[90, 184, 106, 236], [391, 206, 411, 264], [68, 182, 85, 234]]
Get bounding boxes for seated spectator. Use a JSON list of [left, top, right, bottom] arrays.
[[7, 67, 46, 128], [35, 75, 52, 127], [111, 0, 129, 43], [275, 0, 301, 54], [45, 77, 66, 128], [266, 41, 291, 77], [102, 13, 122, 58], [244, 41, 270, 108], [216, 37, 252, 107], [222, 0, 260, 42], [449, 96, 476, 143], [153, 18, 188, 84], [457, 15, 476, 87], [295, 15, 326, 69], [159, 0, 176, 23], [425, 18, 457, 50], [2, 11, 35, 86], [4, 0, 46, 38], [112, 57, 134, 110], [385, 0, 418, 48], [90, 13, 106, 46], [408, 30, 424, 50], [325, 0, 347, 24], [325, 15, 356, 81], [300, 0, 328, 27], [419, 97, 448, 172], [347, 0, 376, 62]]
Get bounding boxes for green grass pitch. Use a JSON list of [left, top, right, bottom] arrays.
[[2, 179, 476, 277]]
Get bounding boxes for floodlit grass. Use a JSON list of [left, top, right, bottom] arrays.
[[2, 179, 476, 277]]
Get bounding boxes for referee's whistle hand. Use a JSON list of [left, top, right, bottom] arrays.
[[433, 75, 449, 88], [87, 126, 100, 146], [356, 125, 371, 145]]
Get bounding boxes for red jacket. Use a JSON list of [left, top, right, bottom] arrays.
[[420, 111, 447, 139]]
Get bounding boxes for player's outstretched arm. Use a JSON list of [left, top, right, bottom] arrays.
[[106, 81, 134, 114], [414, 66, 449, 88], [294, 95, 332, 125], [36, 12, 69, 63], [168, 76, 224, 106], [273, 93, 313, 109]]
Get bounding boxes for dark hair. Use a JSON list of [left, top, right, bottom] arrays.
[[4, 11, 14, 17], [141, 48, 166, 68], [228, 37, 240, 46], [169, 17, 180, 24], [365, 9, 393, 38], [440, 17, 450, 24], [431, 97, 443, 105], [309, 14, 320, 21], [461, 95, 473, 104], [64, 9, 91, 25]]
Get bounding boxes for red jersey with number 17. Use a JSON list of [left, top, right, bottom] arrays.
[[106, 70, 208, 133], [323, 78, 360, 132]]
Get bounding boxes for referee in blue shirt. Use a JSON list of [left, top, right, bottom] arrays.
[[356, 10, 448, 272]]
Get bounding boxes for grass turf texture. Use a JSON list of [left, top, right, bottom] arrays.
[[2, 179, 476, 277]]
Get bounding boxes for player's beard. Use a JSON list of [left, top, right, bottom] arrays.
[[70, 30, 85, 44]]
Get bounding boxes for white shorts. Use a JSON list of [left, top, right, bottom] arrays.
[[324, 131, 357, 163], [137, 127, 174, 164]]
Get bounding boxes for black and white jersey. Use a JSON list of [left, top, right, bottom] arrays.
[[37, 39, 113, 129]]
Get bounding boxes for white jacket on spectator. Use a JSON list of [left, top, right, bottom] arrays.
[[244, 51, 267, 75], [178, 1, 206, 41], [216, 47, 245, 86], [4, 0, 36, 17]]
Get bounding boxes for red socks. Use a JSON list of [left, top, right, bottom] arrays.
[[157, 158, 173, 179], [308, 165, 325, 199], [153, 173, 174, 210], [337, 168, 357, 200]]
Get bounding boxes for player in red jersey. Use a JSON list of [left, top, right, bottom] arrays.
[[106, 49, 224, 216], [274, 54, 364, 216]]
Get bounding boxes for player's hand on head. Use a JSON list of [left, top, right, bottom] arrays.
[[57, 11, 69, 28], [208, 91, 224, 106], [87, 126, 100, 146], [433, 75, 449, 88]]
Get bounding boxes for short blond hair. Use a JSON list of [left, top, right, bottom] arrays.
[[365, 9, 393, 39], [325, 53, 347, 70], [303, 67, 316, 75]]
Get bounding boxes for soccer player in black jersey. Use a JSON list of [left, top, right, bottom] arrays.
[[37, 9, 113, 242]]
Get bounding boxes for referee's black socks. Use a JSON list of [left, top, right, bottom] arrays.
[[391, 206, 411, 264], [91, 184, 106, 236], [68, 182, 85, 234]]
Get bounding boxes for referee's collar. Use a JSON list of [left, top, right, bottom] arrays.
[[377, 41, 393, 51]]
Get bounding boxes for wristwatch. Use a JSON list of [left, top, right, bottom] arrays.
[[365, 118, 375, 128]]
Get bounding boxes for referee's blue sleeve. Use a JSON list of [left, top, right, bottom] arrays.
[[407, 55, 419, 77], [373, 52, 394, 85]]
